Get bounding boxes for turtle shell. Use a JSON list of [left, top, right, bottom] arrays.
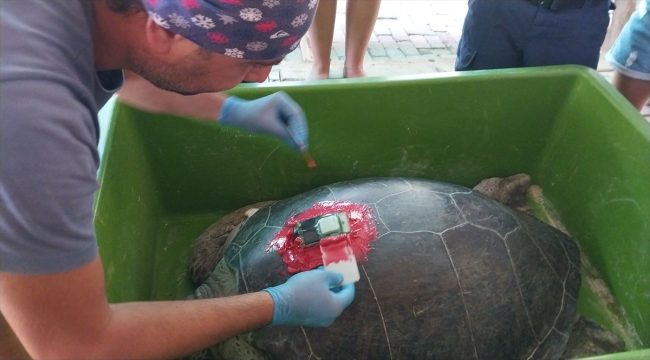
[[207, 177, 581, 360]]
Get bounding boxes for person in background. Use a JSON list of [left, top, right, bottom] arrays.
[[307, 0, 382, 79], [0, 1, 355, 359], [606, 0, 650, 111], [455, 0, 613, 71]]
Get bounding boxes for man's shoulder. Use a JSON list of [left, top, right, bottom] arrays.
[[1, 0, 95, 82]]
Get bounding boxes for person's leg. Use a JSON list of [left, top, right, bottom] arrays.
[[343, 0, 381, 78], [612, 72, 650, 111], [607, 1, 650, 110], [524, 0, 610, 68], [307, 0, 337, 80], [455, 0, 535, 71]]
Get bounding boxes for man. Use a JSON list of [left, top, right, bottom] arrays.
[[0, 0, 354, 359], [607, 0, 650, 111], [455, 0, 613, 71]]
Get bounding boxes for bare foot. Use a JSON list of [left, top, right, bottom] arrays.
[[343, 66, 366, 78], [306, 62, 330, 80]]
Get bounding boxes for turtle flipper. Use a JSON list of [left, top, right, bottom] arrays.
[[178, 335, 268, 360], [560, 316, 625, 359], [186, 257, 268, 360], [188, 201, 275, 285], [182, 348, 214, 360], [188, 259, 239, 300], [213, 334, 268, 360]]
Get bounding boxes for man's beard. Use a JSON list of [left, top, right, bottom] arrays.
[[128, 63, 203, 96], [125, 49, 214, 96]]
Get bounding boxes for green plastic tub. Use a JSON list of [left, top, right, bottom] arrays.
[[95, 65, 649, 359]]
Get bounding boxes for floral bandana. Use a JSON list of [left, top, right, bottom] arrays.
[[141, 0, 319, 60]]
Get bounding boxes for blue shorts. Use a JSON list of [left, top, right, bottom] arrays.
[[606, 0, 650, 81], [456, 0, 611, 71]]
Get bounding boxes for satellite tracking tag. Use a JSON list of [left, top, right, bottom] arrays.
[[293, 212, 360, 285], [268, 201, 377, 278]]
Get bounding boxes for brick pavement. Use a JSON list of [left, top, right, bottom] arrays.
[[271, 0, 615, 81], [268, 0, 649, 118], [271, 0, 466, 81]]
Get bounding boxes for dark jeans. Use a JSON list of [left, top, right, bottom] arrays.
[[455, 0, 611, 70]]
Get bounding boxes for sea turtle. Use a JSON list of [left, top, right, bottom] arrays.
[[188, 177, 581, 360]]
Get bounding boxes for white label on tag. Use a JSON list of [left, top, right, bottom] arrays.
[[322, 244, 360, 285]]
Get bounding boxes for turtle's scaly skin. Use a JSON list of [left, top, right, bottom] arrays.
[[189, 201, 275, 285], [473, 173, 532, 214], [560, 316, 625, 359], [192, 178, 581, 360]]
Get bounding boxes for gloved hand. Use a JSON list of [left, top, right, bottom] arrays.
[[218, 92, 308, 151], [263, 268, 355, 327]]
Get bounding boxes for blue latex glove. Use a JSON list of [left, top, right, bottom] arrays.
[[263, 268, 355, 327], [218, 92, 308, 151]]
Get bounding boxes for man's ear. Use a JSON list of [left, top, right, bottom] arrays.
[[143, 17, 176, 54]]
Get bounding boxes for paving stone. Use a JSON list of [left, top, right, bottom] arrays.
[[385, 48, 406, 59], [432, 57, 458, 72], [420, 48, 455, 56], [377, 2, 398, 19], [415, 54, 439, 61], [403, 24, 436, 36], [424, 35, 446, 49], [436, 32, 460, 49], [284, 47, 303, 62], [272, 0, 472, 81], [333, 43, 346, 60], [448, 27, 463, 36], [429, 20, 450, 32], [409, 35, 431, 49], [395, 14, 415, 26], [390, 29, 411, 41], [329, 48, 337, 62], [398, 41, 420, 56], [334, 14, 344, 30], [373, 20, 392, 35], [367, 42, 387, 57], [335, 1, 346, 15], [408, 8, 438, 24], [387, 20, 410, 42], [278, 67, 307, 82], [268, 69, 280, 82], [333, 29, 345, 43], [417, 48, 438, 55], [364, 50, 372, 62], [377, 35, 398, 49], [399, 6, 432, 21]]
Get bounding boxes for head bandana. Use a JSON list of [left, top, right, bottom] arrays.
[[141, 0, 319, 60]]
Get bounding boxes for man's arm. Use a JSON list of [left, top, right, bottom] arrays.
[[0, 256, 274, 360], [118, 70, 227, 120], [1, 256, 354, 359], [118, 71, 309, 150]]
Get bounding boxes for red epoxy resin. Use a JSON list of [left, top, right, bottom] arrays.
[[266, 201, 378, 273]]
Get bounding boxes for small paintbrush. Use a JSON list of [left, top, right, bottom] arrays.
[[286, 126, 317, 168]]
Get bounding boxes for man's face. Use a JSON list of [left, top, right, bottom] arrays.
[[128, 45, 282, 95]]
